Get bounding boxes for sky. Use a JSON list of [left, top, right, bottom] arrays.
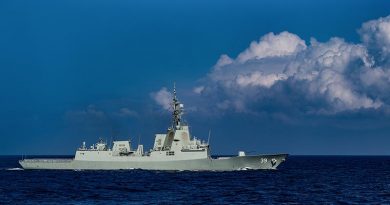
[[1, 0, 390, 155]]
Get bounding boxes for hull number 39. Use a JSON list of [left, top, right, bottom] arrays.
[[261, 158, 278, 166]]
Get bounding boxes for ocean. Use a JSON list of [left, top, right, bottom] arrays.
[[1, 156, 389, 204]]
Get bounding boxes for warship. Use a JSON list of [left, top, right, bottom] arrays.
[[19, 85, 288, 171]]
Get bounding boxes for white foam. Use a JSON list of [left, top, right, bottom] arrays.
[[237, 167, 253, 171], [6, 168, 24, 171]]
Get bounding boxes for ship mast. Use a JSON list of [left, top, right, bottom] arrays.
[[172, 83, 184, 130]]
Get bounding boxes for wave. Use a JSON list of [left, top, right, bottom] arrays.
[[5, 168, 24, 171]]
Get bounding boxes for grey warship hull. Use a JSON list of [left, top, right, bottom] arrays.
[[19, 154, 287, 171]]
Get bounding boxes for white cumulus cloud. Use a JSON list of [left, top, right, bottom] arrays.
[[194, 15, 390, 114], [236, 72, 287, 88], [237, 31, 307, 63], [360, 15, 390, 63], [151, 87, 172, 111]]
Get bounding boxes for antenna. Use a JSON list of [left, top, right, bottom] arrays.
[[173, 82, 176, 100], [172, 82, 183, 129], [109, 135, 113, 150]]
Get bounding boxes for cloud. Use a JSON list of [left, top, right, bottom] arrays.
[[64, 103, 141, 137], [116, 108, 138, 118], [359, 15, 390, 64], [65, 104, 110, 129], [215, 54, 234, 68], [66, 104, 106, 120], [236, 31, 307, 63], [194, 15, 390, 115], [193, 86, 205, 94], [236, 72, 287, 88], [150, 87, 172, 111]]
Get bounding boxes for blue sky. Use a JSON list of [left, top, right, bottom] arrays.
[[1, 0, 390, 155]]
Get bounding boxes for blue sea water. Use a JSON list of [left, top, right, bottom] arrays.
[[1, 156, 390, 204]]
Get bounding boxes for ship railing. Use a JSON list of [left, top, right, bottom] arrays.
[[21, 159, 73, 163]]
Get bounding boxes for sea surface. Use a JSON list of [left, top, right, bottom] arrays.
[[0, 156, 389, 204]]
